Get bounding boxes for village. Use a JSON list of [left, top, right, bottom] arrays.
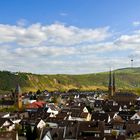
[[0, 71, 140, 140]]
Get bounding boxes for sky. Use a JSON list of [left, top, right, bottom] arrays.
[[0, 0, 140, 74]]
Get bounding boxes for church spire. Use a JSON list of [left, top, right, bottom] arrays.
[[15, 84, 22, 95], [113, 71, 116, 93], [15, 84, 22, 110], [108, 70, 113, 96], [109, 70, 112, 87]]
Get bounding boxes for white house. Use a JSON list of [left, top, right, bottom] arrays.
[[37, 119, 46, 129], [131, 112, 140, 120], [46, 104, 59, 117], [42, 131, 53, 140], [83, 107, 89, 113], [0, 118, 14, 131]]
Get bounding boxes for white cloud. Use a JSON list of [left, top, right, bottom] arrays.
[[0, 22, 140, 74], [14, 46, 76, 58], [59, 12, 68, 16], [0, 23, 111, 46], [17, 19, 28, 27], [133, 21, 140, 27]]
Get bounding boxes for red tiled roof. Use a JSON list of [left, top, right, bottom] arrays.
[[26, 101, 46, 109]]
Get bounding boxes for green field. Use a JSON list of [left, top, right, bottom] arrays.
[[0, 67, 140, 93]]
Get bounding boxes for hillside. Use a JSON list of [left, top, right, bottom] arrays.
[[0, 67, 140, 93]]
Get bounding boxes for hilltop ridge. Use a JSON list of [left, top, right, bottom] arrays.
[[0, 67, 140, 93]]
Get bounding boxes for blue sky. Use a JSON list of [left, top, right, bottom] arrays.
[[1, 0, 140, 28], [0, 0, 140, 74]]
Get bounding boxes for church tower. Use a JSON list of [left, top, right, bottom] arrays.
[[108, 70, 113, 96], [108, 70, 116, 96], [15, 84, 22, 110], [113, 72, 116, 93]]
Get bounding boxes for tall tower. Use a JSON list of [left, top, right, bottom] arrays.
[[15, 84, 22, 110], [108, 70, 113, 96], [113, 72, 116, 94]]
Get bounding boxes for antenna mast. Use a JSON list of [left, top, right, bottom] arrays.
[[131, 58, 133, 68]]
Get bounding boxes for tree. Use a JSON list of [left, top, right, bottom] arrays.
[[26, 125, 33, 140], [130, 106, 135, 112], [36, 89, 41, 95], [111, 130, 117, 137], [29, 91, 33, 94], [32, 126, 38, 140], [11, 89, 15, 100], [133, 132, 140, 140], [1, 97, 5, 108], [86, 106, 93, 113], [15, 124, 22, 135], [51, 95, 57, 103]]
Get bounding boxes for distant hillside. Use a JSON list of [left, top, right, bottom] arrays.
[[0, 67, 140, 93]]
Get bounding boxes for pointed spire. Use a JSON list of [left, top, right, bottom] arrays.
[[15, 84, 22, 110], [15, 84, 22, 94], [113, 71, 116, 93], [109, 70, 112, 87], [108, 69, 113, 96]]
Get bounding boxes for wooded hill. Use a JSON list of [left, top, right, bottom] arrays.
[[0, 67, 140, 93]]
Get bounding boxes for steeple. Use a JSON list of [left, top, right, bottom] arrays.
[[113, 72, 116, 93], [109, 70, 112, 87], [15, 84, 22, 110], [108, 70, 113, 96], [15, 84, 22, 95]]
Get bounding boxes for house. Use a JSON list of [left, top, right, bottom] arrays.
[[55, 112, 68, 120], [113, 92, 137, 105], [64, 121, 78, 139], [4, 111, 29, 124], [126, 121, 140, 137], [0, 118, 14, 131], [103, 104, 120, 112], [46, 104, 59, 117], [42, 130, 53, 140], [26, 101, 46, 113], [0, 131, 18, 140], [77, 121, 105, 140], [94, 99, 105, 109], [36, 119, 46, 129], [110, 115, 125, 135], [26, 101, 46, 109], [92, 112, 110, 123], [6, 114, 21, 124], [68, 106, 91, 121], [80, 112, 91, 121], [131, 112, 140, 121], [104, 135, 126, 140], [0, 112, 10, 118], [42, 120, 105, 140], [118, 111, 136, 121], [28, 108, 50, 121], [0, 100, 15, 108], [42, 128, 64, 140], [17, 111, 29, 119]]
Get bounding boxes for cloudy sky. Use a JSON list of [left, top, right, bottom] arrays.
[[0, 0, 140, 74]]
